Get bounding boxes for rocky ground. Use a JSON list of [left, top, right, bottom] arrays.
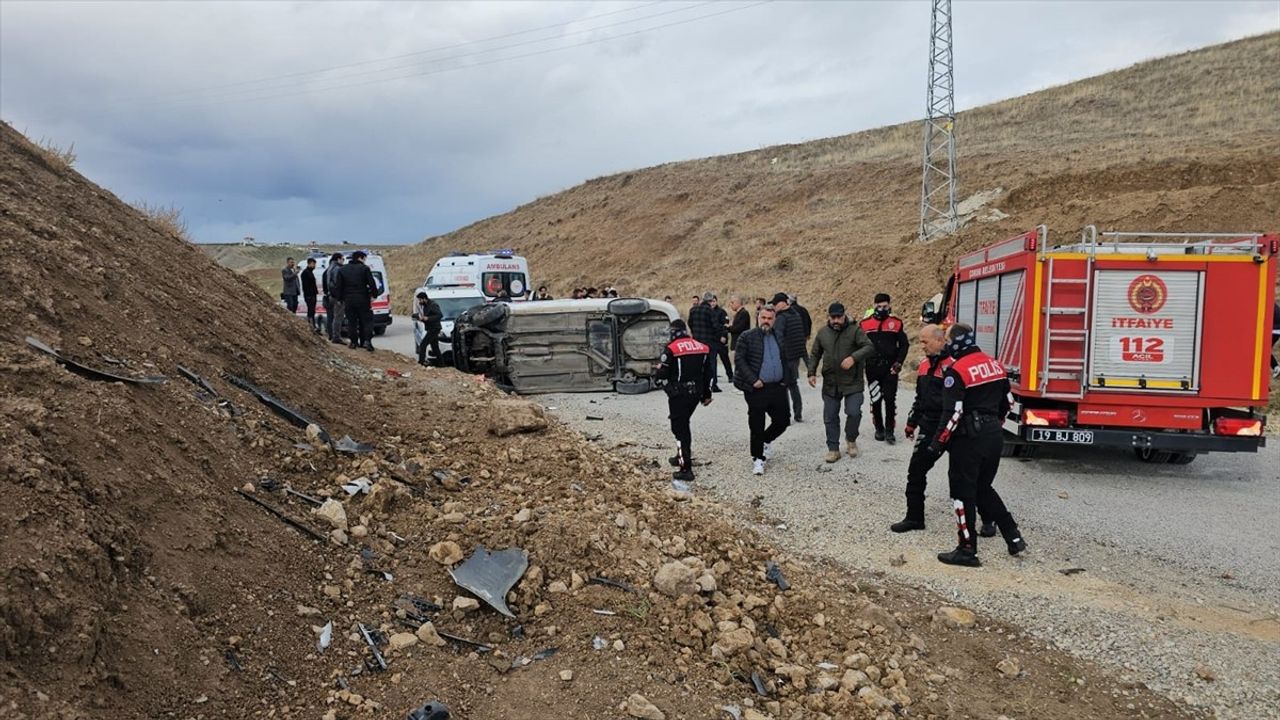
[[0, 121, 1197, 719], [541, 378, 1278, 720]]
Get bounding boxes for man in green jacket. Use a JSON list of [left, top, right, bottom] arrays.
[[807, 302, 876, 462]]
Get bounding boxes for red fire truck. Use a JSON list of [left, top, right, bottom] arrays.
[[922, 226, 1276, 464]]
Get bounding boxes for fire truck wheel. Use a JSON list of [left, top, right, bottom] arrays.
[[1133, 447, 1173, 464], [1166, 452, 1197, 465]]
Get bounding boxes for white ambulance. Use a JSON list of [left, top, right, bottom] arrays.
[[412, 252, 531, 363], [297, 250, 393, 336]]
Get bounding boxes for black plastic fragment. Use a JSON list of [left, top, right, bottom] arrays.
[[235, 490, 326, 543], [224, 649, 242, 672], [437, 629, 492, 653], [359, 623, 388, 670], [588, 575, 637, 593], [765, 561, 791, 591], [406, 701, 451, 720], [751, 670, 770, 696], [26, 336, 166, 385], [223, 373, 330, 441]]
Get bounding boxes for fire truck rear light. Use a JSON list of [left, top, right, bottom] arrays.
[[1024, 409, 1068, 427], [1026, 234, 1037, 251], [1213, 418, 1262, 436]]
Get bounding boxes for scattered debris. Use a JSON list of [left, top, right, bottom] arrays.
[[316, 621, 333, 652], [448, 546, 528, 618], [593, 636, 608, 650], [223, 649, 242, 672], [511, 647, 559, 668], [436, 629, 492, 653], [750, 670, 770, 696], [588, 575, 636, 593], [26, 336, 166, 384], [284, 486, 322, 506], [721, 705, 742, 720], [586, 415, 605, 421], [765, 561, 791, 591], [334, 435, 375, 454], [234, 490, 326, 543], [405, 701, 451, 720], [358, 623, 388, 671], [1059, 567, 1087, 576], [223, 372, 327, 438], [342, 477, 373, 496], [889, 553, 907, 567], [592, 609, 618, 616]]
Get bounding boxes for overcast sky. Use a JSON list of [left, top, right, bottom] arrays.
[[2, 1, 1276, 245]]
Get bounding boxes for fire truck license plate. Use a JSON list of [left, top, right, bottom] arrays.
[[1031, 429, 1095, 444]]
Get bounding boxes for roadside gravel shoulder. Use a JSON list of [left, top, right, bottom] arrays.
[[543, 380, 1280, 719]]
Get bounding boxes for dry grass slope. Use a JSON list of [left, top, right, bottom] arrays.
[[388, 31, 1280, 329]]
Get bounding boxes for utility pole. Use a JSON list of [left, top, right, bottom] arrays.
[[918, 0, 958, 243]]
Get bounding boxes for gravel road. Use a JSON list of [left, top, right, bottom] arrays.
[[543, 376, 1280, 719]]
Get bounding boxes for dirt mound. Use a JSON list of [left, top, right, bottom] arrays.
[[387, 32, 1280, 324], [0, 122, 1191, 719]]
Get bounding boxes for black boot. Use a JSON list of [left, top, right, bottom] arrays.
[[979, 520, 998, 538], [672, 468, 695, 481], [885, 432, 896, 446], [874, 429, 885, 442], [890, 518, 925, 533], [1000, 521, 1028, 555], [937, 545, 981, 567]]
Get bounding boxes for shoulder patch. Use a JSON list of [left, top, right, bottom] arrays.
[[943, 376, 955, 388]]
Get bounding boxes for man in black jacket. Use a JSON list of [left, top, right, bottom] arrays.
[[300, 258, 321, 334], [321, 253, 345, 343], [859, 293, 910, 443], [728, 295, 751, 350], [734, 306, 792, 476], [654, 319, 714, 481], [771, 293, 808, 422], [710, 295, 732, 390], [333, 250, 379, 351], [413, 291, 444, 365], [688, 292, 724, 391]]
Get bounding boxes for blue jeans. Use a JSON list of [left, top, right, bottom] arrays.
[[822, 391, 863, 451]]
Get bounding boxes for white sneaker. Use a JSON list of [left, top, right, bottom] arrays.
[[762, 442, 774, 460], [752, 459, 765, 476]]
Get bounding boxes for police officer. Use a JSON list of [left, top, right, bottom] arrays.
[[891, 325, 951, 532], [333, 250, 379, 352], [860, 293, 909, 444], [654, 319, 714, 481], [925, 323, 1026, 566]]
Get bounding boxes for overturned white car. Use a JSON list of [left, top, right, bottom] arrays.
[[451, 297, 680, 394]]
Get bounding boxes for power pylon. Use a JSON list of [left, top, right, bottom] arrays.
[[918, 0, 958, 243]]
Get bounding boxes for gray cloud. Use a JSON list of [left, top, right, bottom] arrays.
[[2, 0, 1275, 244]]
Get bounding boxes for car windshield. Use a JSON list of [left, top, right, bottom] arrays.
[[435, 296, 485, 320]]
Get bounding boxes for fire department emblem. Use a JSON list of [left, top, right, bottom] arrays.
[[1127, 274, 1168, 314]]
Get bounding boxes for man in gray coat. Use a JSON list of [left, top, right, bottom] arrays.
[[807, 302, 875, 463], [321, 253, 345, 343], [280, 257, 300, 314]]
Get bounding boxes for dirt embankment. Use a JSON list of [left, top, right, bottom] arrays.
[[0, 123, 1196, 719]]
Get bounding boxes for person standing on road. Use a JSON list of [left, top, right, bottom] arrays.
[[892, 325, 952, 532], [300, 257, 320, 334], [807, 303, 875, 463], [734, 306, 792, 476], [322, 253, 345, 343], [654, 319, 714, 482], [281, 257, 300, 314], [711, 295, 733, 388], [333, 250, 379, 352], [688, 292, 724, 392], [860, 293, 910, 444], [728, 295, 751, 351], [754, 297, 766, 326], [771, 293, 808, 422], [924, 323, 1027, 566], [412, 291, 444, 366]]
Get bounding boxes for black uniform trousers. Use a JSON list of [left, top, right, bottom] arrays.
[[866, 362, 899, 432], [946, 419, 1015, 550], [711, 341, 732, 386], [667, 392, 701, 471], [905, 420, 941, 521], [304, 294, 319, 330], [746, 382, 791, 460], [345, 299, 375, 346]]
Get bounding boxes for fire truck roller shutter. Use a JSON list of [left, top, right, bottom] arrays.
[[975, 276, 1000, 357], [997, 270, 1026, 372], [1089, 270, 1203, 390]]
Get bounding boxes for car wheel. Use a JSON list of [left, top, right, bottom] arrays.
[[615, 379, 652, 395], [1166, 452, 1197, 465], [373, 326, 386, 336]]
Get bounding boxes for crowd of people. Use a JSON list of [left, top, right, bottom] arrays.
[[655, 290, 1025, 568], [282, 252, 381, 352]]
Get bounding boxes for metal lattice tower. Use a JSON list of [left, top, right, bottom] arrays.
[[918, 0, 958, 243]]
